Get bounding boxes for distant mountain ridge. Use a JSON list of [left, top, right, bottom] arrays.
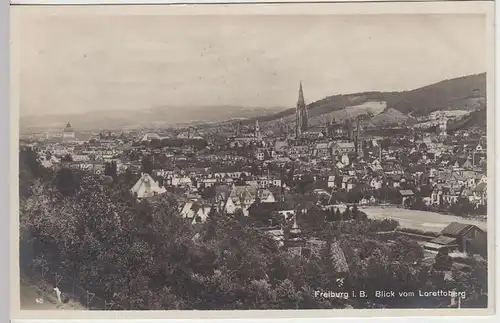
[[20, 105, 285, 132]]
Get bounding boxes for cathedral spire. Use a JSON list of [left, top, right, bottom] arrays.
[[295, 81, 308, 138], [297, 81, 305, 107]]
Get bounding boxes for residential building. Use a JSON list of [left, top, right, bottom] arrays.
[[130, 173, 167, 200]]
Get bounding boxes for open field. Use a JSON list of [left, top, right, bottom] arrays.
[[363, 207, 487, 233]]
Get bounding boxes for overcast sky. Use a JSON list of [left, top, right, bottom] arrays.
[[15, 13, 486, 117]]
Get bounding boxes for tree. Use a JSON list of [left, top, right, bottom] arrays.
[[368, 218, 399, 232], [104, 161, 118, 180], [19, 147, 48, 178], [334, 209, 342, 221], [456, 259, 488, 307], [110, 161, 118, 180], [433, 249, 453, 271], [234, 208, 245, 221], [61, 153, 73, 162], [474, 204, 487, 216], [295, 175, 315, 195], [19, 148, 50, 198], [20, 160, 487, 310], [342, 207, 351, 221], [141, 155, 154, 175], [410, 197, 427, 211], [346, 190, 363, 204], [449, 197, 475, 217], [54, 167, 80, 197], [325, 209, 335, 223], [390, 236, 424, 263], [240, 173, 247, 182], [351, 204, 359, 220], [202, 185, 217, 200]]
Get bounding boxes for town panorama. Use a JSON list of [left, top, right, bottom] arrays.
[[19, 74, 488, 310]]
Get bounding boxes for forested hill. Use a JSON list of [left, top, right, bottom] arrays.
[[253, 73, 486, 124]]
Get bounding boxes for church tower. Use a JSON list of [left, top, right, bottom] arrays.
[[439, 116, 448, 140], [355, 117, 364, 158], [255, 119, 261, 139], [295, 82, 308, 138]]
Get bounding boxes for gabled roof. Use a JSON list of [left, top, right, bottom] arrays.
[[423, 242, 450, 251], [473, 182, 487, 193], [399, 189, 414, 196], [215, 184, 231, 197], [441, 222, 479, 237], [278, 200, 296, 211], [337, 142, 355, 149], [346, 177, 357, 184], [429, 235, 457, 246], [315, 142, 330, 149], [248, 201, 280, 214], [130, 173, 167, 199], [230, 185, 258, 201]]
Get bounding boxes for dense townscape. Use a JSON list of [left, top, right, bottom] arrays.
[[19, 79, 488, 310]]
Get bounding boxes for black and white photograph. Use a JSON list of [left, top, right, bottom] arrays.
[[11, 2, 494, 315]]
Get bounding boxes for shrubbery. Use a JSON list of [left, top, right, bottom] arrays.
[[18, 148, 488, 309], [367, 218, 399, 232]]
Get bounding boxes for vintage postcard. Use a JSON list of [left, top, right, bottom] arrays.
[[10, 1, 495, 319]]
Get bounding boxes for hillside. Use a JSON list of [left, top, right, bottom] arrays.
[[257, 73, 486, 127], [366, 108, 415, 127], [385, 73, 486, 116], [447, 108, 487, 131]]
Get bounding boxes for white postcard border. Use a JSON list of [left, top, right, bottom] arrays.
[[7, 0, 499, 321]]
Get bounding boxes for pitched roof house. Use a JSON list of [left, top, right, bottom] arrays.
[[424, 222, 487, 254], [130, 173, 167, 199], [180, 201, 212, 224]]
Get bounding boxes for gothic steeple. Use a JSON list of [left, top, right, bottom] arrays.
[[295, 81, 308, 138], [297, 81, 305, 107]]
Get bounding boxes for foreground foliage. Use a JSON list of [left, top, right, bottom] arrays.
[[19, 148, 487, 309]]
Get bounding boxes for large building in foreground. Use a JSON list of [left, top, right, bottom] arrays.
[[295, 82, 309, 138]]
